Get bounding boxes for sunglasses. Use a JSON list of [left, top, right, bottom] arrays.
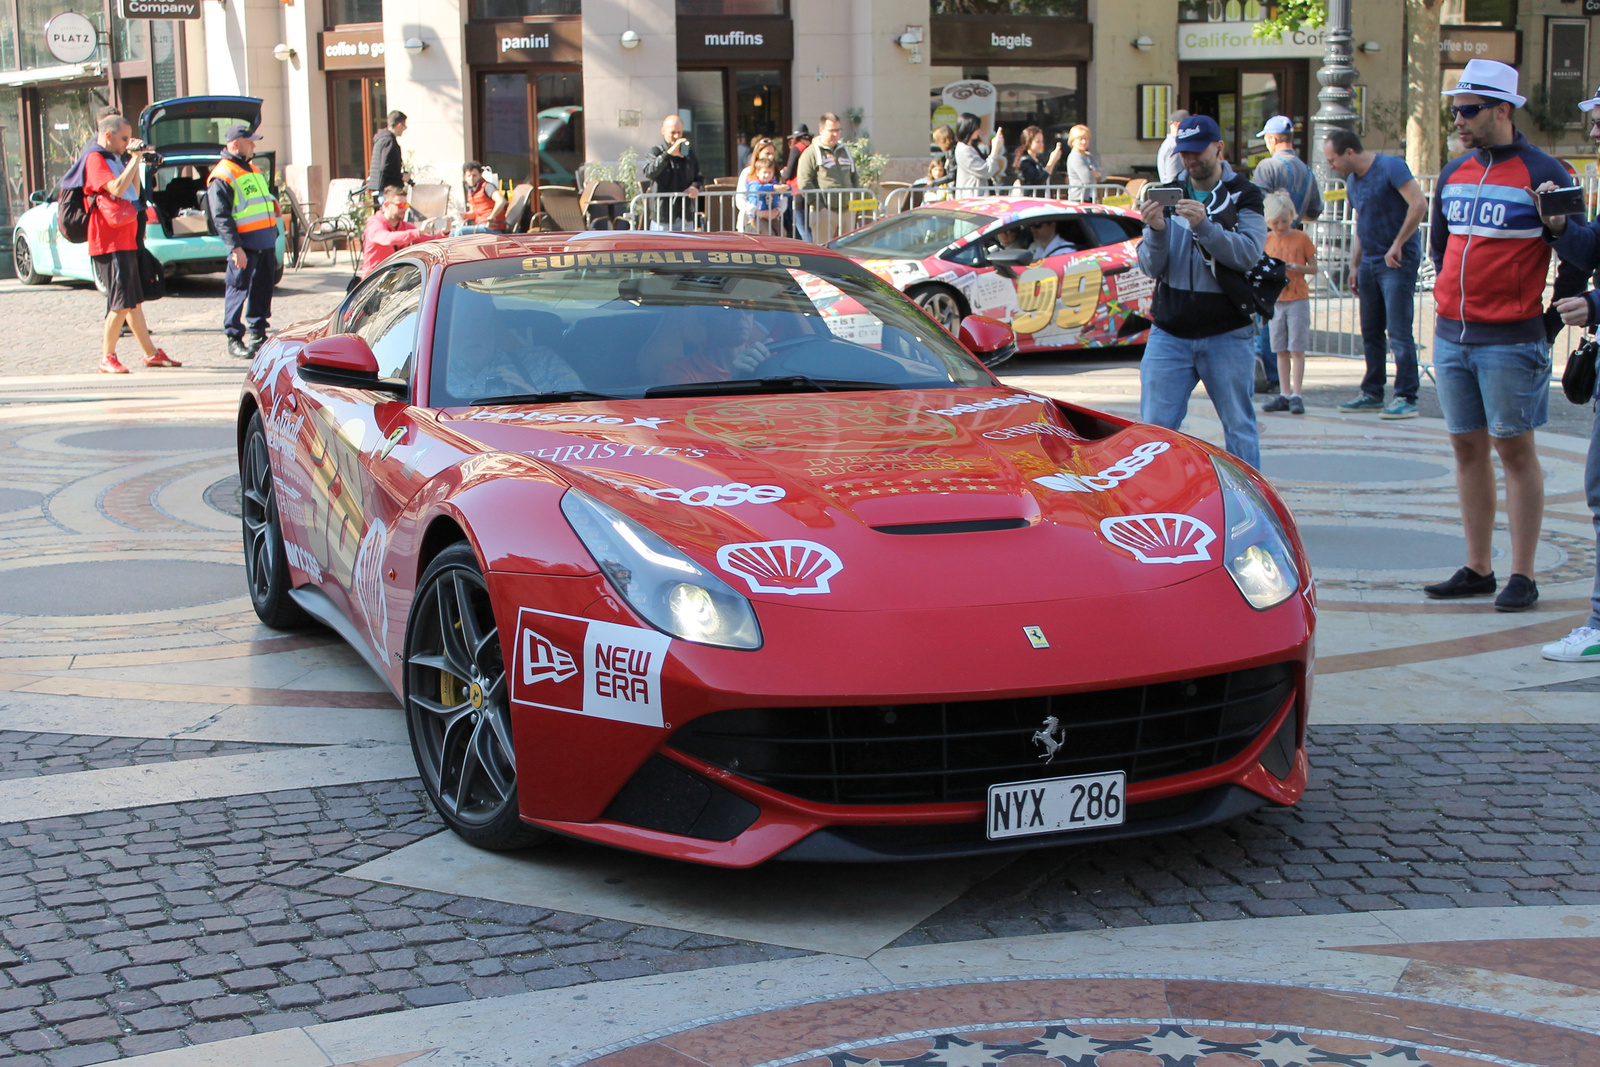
[[1449, 103, 1494, 119], [389, 201, 409, 208]]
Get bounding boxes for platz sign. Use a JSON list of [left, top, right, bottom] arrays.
[[118, 0, 201, 18]]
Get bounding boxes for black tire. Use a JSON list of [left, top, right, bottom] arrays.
[[240, 413, 314, 630], [405, 543, 547, 851], [13, 234, 47, 285], [909, 283, 966, 335], [273, 254, 285, 286], [91, 262, 107, 295]]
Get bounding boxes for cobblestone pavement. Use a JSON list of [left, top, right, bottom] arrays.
[[0, 733, 297, 781], [0, 265, 350, 377], [4, 724, 1600, 1061]]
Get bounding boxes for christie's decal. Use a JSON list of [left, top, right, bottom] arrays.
[[529, 442, 714, 463], [1034, 441, 1169, 493], [1100, 513, 1215, 565], [717, 539, 843, 595], [510, 608, 672, 727]]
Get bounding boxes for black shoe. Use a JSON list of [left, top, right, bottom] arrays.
[[1494, 573, 1539, 612], [246, 332, 267, 354], [1423, 566, 1496, 599], [227, 337, 252, 359]]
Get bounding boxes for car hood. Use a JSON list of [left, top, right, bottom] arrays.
[[442, 389, 1230, 611]]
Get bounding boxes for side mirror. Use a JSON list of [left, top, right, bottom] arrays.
[[297, 335, 406, 395], [985, 245, 1033, 279], [29, 190, 49, 205], [959, 315, 1019, 370]]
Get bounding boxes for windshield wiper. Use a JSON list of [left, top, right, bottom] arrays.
[[644, 376, 902, 399], [468, 390, 621, 405]]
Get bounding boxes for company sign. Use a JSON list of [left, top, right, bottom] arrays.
[[118, 0, 199, 17], [319, 27, 386, 70], [677, 17, 793, 62], [465, 18, 582, 65], [931, 16, 1092, 64], [1178, 20, 1326, 60], [43, 12, 97, 64]]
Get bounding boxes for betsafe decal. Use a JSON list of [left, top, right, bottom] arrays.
[[511, 607, 672, 727], [1034, 441, 1169, 494], [717, 540, 843, 595], [927, 394, 1049, 418], [586, 472, 786, 507], [1100, 513, 1215, 565]]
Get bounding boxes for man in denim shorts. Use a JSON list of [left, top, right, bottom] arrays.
[[1424, 59, 1569, 612]]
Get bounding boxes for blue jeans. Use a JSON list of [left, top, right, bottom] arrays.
[[1357, 255, 1420, 402], [1432, 336, 1550, 438], [1140, 324, 1261, 470], [1586, 386, 1600, 628], [1256, 322, 1278, 386], [456, 223, 502, 235], [223, 247, 274, 341]]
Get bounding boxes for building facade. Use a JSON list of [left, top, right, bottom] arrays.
[[2, 0, 1598, 235]]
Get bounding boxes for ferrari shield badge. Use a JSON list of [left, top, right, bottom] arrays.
[[1023, 626, 1049, 649]]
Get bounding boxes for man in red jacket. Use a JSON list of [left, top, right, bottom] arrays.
[[360, 185, 445, 277], [1424, 59, 1569, 612]]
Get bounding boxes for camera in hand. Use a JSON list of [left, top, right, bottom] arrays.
[[1537, 186, 1585, 218], [140, 150, 164, 166]]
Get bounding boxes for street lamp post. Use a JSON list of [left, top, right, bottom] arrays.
[[1311, 0, 1359, 180]]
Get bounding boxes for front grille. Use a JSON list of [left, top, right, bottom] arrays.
[[670, 662, 1296, 805]]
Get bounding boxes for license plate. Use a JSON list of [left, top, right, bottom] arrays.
[[986, 770, 1126, 840]]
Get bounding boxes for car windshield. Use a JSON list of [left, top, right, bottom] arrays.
[[431, 251, 993, 406], [828, 209, 990, 261]]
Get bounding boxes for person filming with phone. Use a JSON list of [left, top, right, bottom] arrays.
[[642, 114, 703, 231], [1136, 114, 1268, 470]]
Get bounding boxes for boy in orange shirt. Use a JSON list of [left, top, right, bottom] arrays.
[[1260, 190, 1318, 414]]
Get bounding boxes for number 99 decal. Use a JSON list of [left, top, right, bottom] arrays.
[[1054, 262, 1104, 330], [1011, 265, 1058, 335]]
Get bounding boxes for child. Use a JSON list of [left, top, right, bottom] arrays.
[[915, 157, 950, 202], [740, 156, 786, 235], [1259, 190, 1317, 415]]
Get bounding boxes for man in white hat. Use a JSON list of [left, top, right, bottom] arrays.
[[1423, 58, 1572, 613], [1532, 79, 1600, 661]]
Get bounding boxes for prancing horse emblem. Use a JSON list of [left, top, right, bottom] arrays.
[[1031, 715, 1065, 762]]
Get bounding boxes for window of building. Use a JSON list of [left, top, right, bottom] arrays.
[[933, 0, 1083, 15], [327, 0, 383, 27], [330, 75, 387, 180], [18, 0, 102, 70], [931, 66, 1082, 149], [151, 20, 180, 102], [1441, 0, 1516, 27], [39, 84, 109, 191], [477, 71, 582, 188], [0, 90, 22, 233], [114, 17, 147, 63], [0, 3, 16, 72], [471, 0, 580, 17], [676, 1, 787, 14], [1179, 1, 1270, 22]]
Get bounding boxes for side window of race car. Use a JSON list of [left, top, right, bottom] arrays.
[[1083, 214, 1143, 247], [342, 265, 424, 383]]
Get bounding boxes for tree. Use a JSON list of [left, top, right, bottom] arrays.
[[1253, 0, 1326, 39]]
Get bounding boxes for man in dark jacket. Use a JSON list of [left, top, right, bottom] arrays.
[[1136, 114, 1268, 470], [640, 114, 702, 230], [366, 111, 407, 198], [209, 124, 280, 359]]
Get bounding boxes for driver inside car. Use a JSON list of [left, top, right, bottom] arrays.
[[1028, 219, 1076, 259], [639, 305, 772, 385], [446, 324, 583, 401]]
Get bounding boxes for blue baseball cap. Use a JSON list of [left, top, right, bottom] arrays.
[[1173, 114, 1223, 152], [1255, 115, 1293, 138], [222, 123, 261, 143]]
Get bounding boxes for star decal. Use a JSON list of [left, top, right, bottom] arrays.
[[919, 1035, 1002, 1067], [1243, 1031, 1316, 1067], [1000, 1026, 1103, 1065], [1350, 1048, 1428, 1066], [1138, 1025, 1228, 1066], [829, 1056, 891, 1067]]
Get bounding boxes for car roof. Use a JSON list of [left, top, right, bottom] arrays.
[[928, 196, 1137, 222], [407, 230, 850, 268]]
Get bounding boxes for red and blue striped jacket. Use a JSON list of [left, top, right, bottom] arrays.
[[1429, 131, 1570, 344]]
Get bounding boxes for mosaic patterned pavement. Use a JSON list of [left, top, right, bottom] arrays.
[[0, 360, 1597, 1066]]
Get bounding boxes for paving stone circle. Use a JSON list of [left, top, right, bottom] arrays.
[[1262, 452, 1452, 484], [0, 559, 246, 616], [1296, 525, 1472, 571], [0, 488, 44, 514], [60, 426, 234, 454]]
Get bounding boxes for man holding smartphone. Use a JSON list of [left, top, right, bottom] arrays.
[[642, 114, 703, 231], [1136, 114, 1268, 470]]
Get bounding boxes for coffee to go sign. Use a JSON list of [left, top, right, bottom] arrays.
[[319, 27, 386, 70]]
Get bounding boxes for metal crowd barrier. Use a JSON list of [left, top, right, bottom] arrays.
[[628, 187, 887, 241]]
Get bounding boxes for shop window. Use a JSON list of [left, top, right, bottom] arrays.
[[677, 1, 787, 14], [933, 0, 1083, 16], [1441, 0, 1515, 27], [0, 90, 21, 233], [472, 0, 580, 16], [40, 85, 109, 191], [327, 0, 383, 27], [1179, 1, 1269, 21], [151, 20, 180, 102], [678, 71, 727, 180], [0, 2, 16, 72], [331, 75, 387, 180], [477, 72, 582, 188], [932, 67, 1082, 149], [18, 0, 102, 70], [537, 72, 582, 185], [114, 16, 146, 62]]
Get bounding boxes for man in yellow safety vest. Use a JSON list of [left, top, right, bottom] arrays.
[[208, 123, 279, 359]]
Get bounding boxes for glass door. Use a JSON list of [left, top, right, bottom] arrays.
[[733, 69, 782, 173], [1240, 70, 1284, 168], [677, 70, 727, 181], [329, 74, 386, 180], [480, 72, 535, 187]]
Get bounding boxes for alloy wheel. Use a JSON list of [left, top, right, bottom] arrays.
[[406, 563, 518, 827], [915, 288, 963, 333], [240, 429, 275, 605]]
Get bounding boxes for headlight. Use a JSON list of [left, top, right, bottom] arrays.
[[560, 489, 762, 650], [1211, 456, 1300, 610]]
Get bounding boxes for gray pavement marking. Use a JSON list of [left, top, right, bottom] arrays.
[[0, 560, 246, 615], [201, 477, 241, 520], [1297, 525, 1468, 571], [58, 427, 233, 454], [0, 732, 300, 781], [1, 724, 1599, 1060]]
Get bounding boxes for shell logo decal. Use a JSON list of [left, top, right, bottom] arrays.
[[716, 539, 844, 595], [1100, 513, 1215, 565]]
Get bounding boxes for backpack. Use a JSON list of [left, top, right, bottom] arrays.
[[58, 185, 91, 244]]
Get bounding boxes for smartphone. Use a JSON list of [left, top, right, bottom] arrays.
[[1145, 186, 1183, 208], [1537, 186, 1586, 217]]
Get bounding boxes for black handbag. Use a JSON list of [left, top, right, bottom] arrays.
[[138, 247, 165, 302], [1562, 332, 1598, 406]]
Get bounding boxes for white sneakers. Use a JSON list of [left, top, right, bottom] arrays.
[[1541, 626, 1600, 662]]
